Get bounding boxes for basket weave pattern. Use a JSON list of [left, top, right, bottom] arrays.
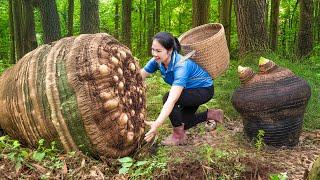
[[179, 23, 230, 78]]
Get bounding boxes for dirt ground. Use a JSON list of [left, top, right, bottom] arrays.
[[177, 117, 320, 180], [1, 117, 319, 179]]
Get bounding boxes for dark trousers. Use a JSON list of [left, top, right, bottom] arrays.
[[162, 86, 214, 130]]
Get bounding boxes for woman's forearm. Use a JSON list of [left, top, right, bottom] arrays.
[[153, 86, 183, 129], [153, 99, 175, 129]]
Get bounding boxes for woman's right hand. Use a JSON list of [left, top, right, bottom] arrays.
[[144, 120, 158, 142]]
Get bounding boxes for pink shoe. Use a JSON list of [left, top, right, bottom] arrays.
[[207, 109, 224, 123], [161, 125, 187, 146], [206, 109, 224, 131]]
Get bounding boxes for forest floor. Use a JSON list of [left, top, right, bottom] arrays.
[[1, 116, 319, 179]]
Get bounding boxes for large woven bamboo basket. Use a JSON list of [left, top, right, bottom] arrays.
[[178, 23, 230, 78]]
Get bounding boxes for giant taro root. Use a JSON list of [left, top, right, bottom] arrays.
[[0, 33, 146, 158], [232, 57, 311, 147]]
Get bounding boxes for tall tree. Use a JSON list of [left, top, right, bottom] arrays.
[[8, 0, 15, 64], [80, 0, 100, 34], [23, 0, 37, 52], [121, 0, 132, 48], [220, 0, 232, 48], [315, 0, 320, 43], [138, 0, 146, 56], [67, 0, 74, 36], [11, 0, 23, 60], [296, 0, 313, 58], [269, 0, 280, 51], [155, 0, 160, 33], [114, 0, 120, 40], [192, 0, 210, 27], [314, 0, 320, 43], [234, 0, 269, 56], [146, 0, 154, 56], [10, 0, 37, 62], [39, 0, 61, 43]]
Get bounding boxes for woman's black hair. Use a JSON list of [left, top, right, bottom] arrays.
[[153, 32, 181, 53]]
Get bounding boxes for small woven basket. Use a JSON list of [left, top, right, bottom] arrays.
[[178, 23, 230, 78]]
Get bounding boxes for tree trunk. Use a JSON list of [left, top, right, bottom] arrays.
[[296, 0, 313, 58], [269, 0, 280, 51], [192, 0, 210, 27], [265, 0, 269, 31], [234, 0, 269, 57], [143, 0, 147, 56], [12, 0, 23, 60], [23, 0, 37, 53], [138, 0, 143, 54], [39, 0, 61, 43], [121, 0, 132, 49], [316, 0, 320, 43], [114, 0, 120, 40], [80, 0, 100, 34], [155, 0, 160, 33], [146, 0, 154, 56], [67, 0, 74, 36], [314, 0, 319, 43], [220, 0, 232, 49], [8, 0, 15, 64]]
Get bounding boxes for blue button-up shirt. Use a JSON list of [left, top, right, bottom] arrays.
[[143, 51, 213, 89]]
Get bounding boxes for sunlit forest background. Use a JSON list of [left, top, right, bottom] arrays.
[[0, 0, 319, 65]]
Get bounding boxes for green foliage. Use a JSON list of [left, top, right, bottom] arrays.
[[0, 60, 12, 75], [269, 172, 288, 180], [255, 130, 266, 151], [118, 156, 167, 179], [32, 139, 64, 170], [0, 136, 30, 170], [196, 144, 246, 179], [0, 0, 9, 61], [0, 136, 64, 171]]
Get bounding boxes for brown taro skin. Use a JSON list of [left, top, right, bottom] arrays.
[[232, 59, 311, 147], [0, 33, 147, 158]]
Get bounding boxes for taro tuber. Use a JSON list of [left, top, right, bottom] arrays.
[[0, 33, 146, 158]]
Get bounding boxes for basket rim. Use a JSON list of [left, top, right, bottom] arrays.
[[178, 23, 224, 47]]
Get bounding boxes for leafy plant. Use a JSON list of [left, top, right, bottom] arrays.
[[0, 136, 30, 170], [269, 172, 288, 180], [118, 156, 167, 179], [32, 139, 64, 170], [255, 129, 266, 151]]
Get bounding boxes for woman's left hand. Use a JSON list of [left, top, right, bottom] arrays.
[[144, 121, 158, 142]]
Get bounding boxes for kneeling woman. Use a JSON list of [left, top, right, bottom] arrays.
[[140, 32, 223, 146]]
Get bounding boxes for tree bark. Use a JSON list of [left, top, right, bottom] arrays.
[[220, 0, 232, 49], [67, 0, 74, 36], [12, 0, 23, 60], [155, 0, 160, 33], [8, 0, 15, 64], [146, 0, 154, 56], [39, 0, 61, 43], [114, 0, 120, 40], [138, 0, 143, 54], [269, 0, 280, 51], [80, 0, 100, 34], [23, 0, 37, 53], [121, 0, 132, 48], [296, 0, 313, 58], [192, 0, 210, 27], [234, 0, 269, 57], [314, 0, 319, 43]]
